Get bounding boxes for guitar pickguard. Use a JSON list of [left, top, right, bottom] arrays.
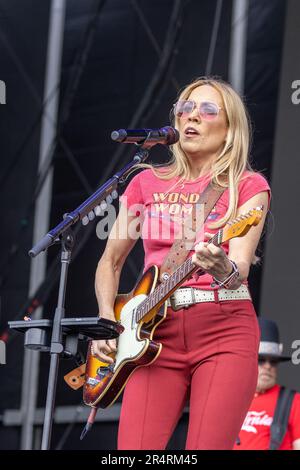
[[113, 294, 148, 371]]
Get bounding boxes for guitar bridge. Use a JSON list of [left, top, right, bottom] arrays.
[[87, 377, 101, 386]]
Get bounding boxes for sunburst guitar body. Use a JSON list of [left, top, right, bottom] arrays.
[[83, 265, 166, 408]]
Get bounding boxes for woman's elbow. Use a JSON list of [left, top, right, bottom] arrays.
[[97, 249, 125, 275]]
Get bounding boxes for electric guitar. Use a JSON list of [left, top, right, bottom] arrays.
[[70, 207, 263, 408]]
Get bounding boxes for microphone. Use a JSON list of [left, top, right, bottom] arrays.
[[111, 126, 179, 147]]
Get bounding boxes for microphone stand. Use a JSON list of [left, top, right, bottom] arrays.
[[26, 145, 150, 450], [41, 224, 73, 450]]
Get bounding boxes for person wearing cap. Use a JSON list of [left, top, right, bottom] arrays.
[[233, 318, 300, 450]]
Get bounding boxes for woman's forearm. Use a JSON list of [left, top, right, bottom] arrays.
[[227, 259, 250, 289], [95, 256, 122, 318], [211, 256, 250, 290]]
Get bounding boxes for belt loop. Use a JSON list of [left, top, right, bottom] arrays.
[[213, 289, 220, 303], [191, 287, 196, 304]]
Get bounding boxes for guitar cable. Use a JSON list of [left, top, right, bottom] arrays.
[[80, 407, 98, 440]]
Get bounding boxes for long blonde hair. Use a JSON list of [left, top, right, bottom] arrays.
[[137, 76, 254, 229]]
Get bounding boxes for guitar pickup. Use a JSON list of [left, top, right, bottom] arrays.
[[131, 308, 137, 329], [97, 364, 114, 379]]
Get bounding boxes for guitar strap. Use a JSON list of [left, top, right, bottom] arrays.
[[159, 182, 225, 281], [64, 183, 225, 391], [269, 386, 296, 450]]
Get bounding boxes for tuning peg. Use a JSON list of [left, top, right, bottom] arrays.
[[111, 190, 118, 200]]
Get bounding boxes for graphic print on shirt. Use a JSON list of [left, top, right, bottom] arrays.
[[241, 410, 273, 434], [144, 190, 220, 242]]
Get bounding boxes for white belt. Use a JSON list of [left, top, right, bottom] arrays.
[[167, 284, 251, 311]]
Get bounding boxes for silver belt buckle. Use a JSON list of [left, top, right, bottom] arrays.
[[169, 293, 181, 311], [183, 287, 196, 309], [169, 288, 195, 311]]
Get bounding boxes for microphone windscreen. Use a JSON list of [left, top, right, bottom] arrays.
[[163, 126, 180, 145]]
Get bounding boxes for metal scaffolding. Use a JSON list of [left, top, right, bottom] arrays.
[[229, 0, 249, 95], [20, 0, 66, 450]]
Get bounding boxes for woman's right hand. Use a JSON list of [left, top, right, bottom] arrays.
[[91, 313, 117, 364], [91, 338, 117, 364]]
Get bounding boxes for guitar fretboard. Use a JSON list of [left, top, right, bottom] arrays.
[[136, 229, 223, 322]]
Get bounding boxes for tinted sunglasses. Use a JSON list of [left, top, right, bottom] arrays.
[[258, 357, 279, 367], [174, 100, 222, 120]]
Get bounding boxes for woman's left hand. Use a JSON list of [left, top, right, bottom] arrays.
[[192, 233, 233, 281]]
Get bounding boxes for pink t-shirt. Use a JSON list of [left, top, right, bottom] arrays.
[[120, 168, 270, 290]]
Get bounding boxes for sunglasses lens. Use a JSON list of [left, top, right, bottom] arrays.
[[174, 100, 220, 120], [174, 100, 194, 117], [259, 358, 279, 366], [199, 101, 219, 120]]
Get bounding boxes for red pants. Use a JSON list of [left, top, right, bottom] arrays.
[[118, 297, 260, 450]]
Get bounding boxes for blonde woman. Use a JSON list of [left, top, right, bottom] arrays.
[[92, 77, 270, 449]]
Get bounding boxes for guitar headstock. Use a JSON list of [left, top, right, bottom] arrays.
[[221, 206, 264, 243]]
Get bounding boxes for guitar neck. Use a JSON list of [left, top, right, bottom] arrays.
[[136, 229, 223, 322]]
